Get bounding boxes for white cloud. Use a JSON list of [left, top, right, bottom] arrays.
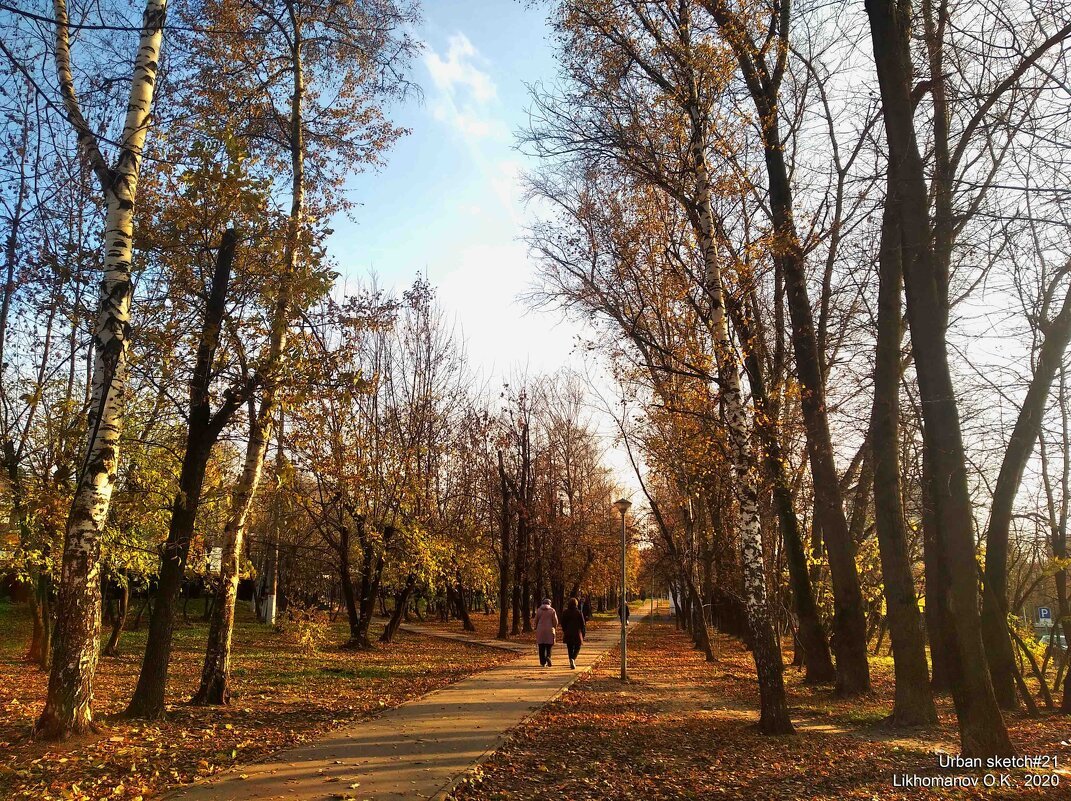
[[423, 33, 506, 140], [424, 33, 497, 103]]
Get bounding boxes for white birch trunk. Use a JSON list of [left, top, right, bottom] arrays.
[[689, 111, 793, 734], [35, 0, 166, 739]]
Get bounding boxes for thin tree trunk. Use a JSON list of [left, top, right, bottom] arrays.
[[870, 193, 937, 725], [338, 524, 361, 646], [192, 405, 270, 705], [455, 575, 476, 632], [702, 0, 871, 697], [103, 580, 128, 658], [36, 0, 166, 740], [193, 13, 305, 703], [381, 574, 416, 644], [28, 570, 52, 669], [730, 295, 835, 685], [497, 451, 512, 639], [690, 117, 793, 734], [126, 230, 238, 718], [981, 268, 1071, 707]]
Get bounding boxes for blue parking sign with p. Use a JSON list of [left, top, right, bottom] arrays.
[[1039, 607, 1052, 621]]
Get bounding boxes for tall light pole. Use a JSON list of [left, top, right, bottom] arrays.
[[613, 497, 632, 681]]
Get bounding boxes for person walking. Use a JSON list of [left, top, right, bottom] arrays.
[[534, 598, 559, 667], [561, 597, 586, 669]]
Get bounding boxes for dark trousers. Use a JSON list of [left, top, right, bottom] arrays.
[[566, 641, 581, 661], [538, 643, 553, 665]]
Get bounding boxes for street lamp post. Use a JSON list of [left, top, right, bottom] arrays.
[[613, 497, 632, 681]]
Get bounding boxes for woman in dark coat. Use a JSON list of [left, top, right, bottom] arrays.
[[560, 597, 587, 669]]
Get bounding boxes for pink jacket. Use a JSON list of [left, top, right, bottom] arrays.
[[534, 603, 559, 645]]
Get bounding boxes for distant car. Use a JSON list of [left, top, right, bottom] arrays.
[[1040, 633, 1067, 651]]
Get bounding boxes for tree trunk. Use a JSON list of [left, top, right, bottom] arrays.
[[192, 407, 271, 706], [496, 451, 511, 639], [352, 525, 390, 648], [730, 295, 835, 685], [691, 124, 793, 734], [103, 580, 128, 658], [27, 571, 52, 669], [870, 193, 937, 725], [981, 270, 1071, 708], [702, 0, 871, 696], [36, 0, 167, 740], [865, 0, 1013, 756], [338, 525, 361, 646], [455, 576, 476, 632], [381, 574, 416, 644], [126, 230, 237, 719], [193, 13, 306, 702]]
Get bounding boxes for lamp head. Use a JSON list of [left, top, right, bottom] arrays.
[[613, 497, 632, 516]]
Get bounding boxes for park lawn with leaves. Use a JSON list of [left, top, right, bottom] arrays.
[[0, 600, 514, 800], [451, 620, 1070, 800]]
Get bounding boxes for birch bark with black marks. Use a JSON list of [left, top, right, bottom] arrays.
[[700, 0, 871, 696], [35, 0, 166, 740], [729, 293, 835, 685], [691, 120, 793, 734]]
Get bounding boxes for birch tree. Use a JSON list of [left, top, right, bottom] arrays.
[[33, 0, 167, 739]]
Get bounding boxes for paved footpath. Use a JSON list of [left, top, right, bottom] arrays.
[[167, 609, 656, 801]]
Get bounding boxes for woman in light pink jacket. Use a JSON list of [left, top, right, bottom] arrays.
[[534, 598, 559, 667]]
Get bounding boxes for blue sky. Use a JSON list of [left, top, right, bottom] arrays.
[[329, 1, 585, 381]]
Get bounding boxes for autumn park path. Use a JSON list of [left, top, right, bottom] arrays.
[[166, 610, 654, 801]]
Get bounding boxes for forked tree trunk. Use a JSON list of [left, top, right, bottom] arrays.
[[126, 231, 238, 718], [350, 524, 391, 648], [35, 0, 166, 740], [870, 194, 937, 725], [193, 16, 305, 705], [865, 0, 1013, 757]]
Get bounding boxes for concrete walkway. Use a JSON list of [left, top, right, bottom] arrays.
[[167, 611, 650, 801]]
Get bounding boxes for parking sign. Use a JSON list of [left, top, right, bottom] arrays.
[[1038, 607, 1052, 622]]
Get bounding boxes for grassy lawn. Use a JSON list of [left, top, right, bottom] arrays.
[[0, 598, 514, 801], [450, 618, 1069, 801]]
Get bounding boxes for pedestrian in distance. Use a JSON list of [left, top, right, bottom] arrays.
[[581, 596, 592, 622], [619, 601, 630, 624], [534, 598, 559, 667], [561, 596, 586, 669]]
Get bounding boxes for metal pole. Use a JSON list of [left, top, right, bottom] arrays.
[[620, 508, 627, 681]]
